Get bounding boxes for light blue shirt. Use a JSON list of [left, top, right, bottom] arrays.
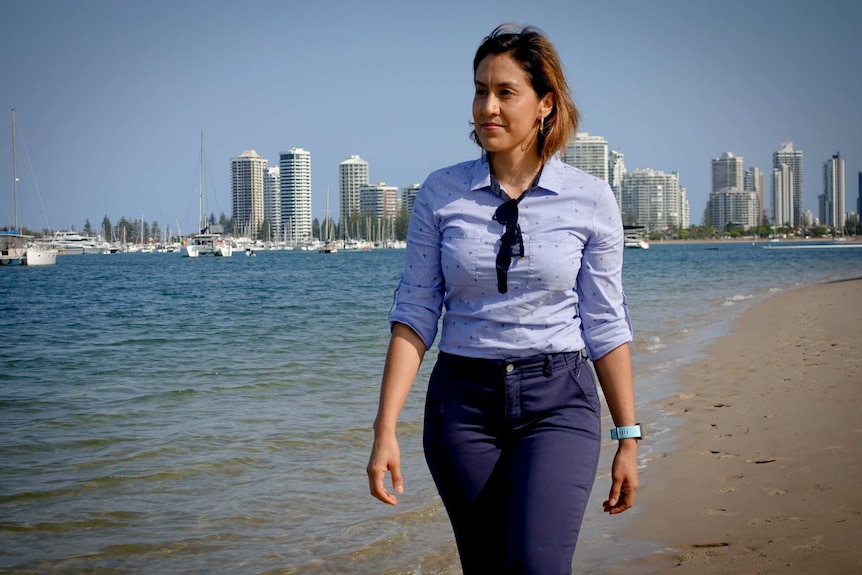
[[389, 154, 632, 360]]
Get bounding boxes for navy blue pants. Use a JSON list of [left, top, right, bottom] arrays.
[[423, 350, 601, 575]]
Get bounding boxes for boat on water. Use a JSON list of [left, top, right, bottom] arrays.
[[48, 230, 110, 254], [181, 130, 232, 258], [0, 229, 29, 265], [1, 109, 57, 267], [624, 235, 649, 249], [181, 232, 233, 257], [23, 244, 57, 265], [318, 241, 338, 254], [623, 226, 649, 249], [318, 186, 338, 254]]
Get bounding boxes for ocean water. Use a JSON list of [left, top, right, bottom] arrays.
[[1, 242, 860, 574]]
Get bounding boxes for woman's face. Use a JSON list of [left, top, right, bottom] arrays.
[[472, 52, 553, 159]]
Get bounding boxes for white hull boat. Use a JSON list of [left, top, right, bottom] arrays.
[[2, 109, 57, 267], [24, 245, 58, 266]]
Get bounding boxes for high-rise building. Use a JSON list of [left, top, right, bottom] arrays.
[[773, 142, 803, 226], [820, 152, 845, 231], [858, 172, 862, 216], [339, 155, 369, 224], [562, 133, 608, 181], [279, 147, 312, 241], [359, 182, 399, 223], [608, 150, 626, 211], [772, 163, 794, 227], [264, 166, 281, 242], [401, 183, 421, 215], [230, 150, 267, 239], [706, 188, 759, 230], [744, 166, 764, 225], [712, 152, 744, 194], [620, 168, 690, 232]]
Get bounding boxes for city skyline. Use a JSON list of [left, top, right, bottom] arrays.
[[2, 0, 860, 236]]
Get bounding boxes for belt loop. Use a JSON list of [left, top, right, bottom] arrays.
[[543, 354, 553, 377]]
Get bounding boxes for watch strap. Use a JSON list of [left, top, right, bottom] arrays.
[[610, 424, 642, 440]]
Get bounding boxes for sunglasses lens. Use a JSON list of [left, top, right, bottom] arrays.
[[494, 200, 518, 225], [494, 200, 524, 294]]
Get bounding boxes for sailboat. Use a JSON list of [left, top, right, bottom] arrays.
[[180, 130, 232, 257], [1, 109, 57, 267], [318, 185, 337, 253]]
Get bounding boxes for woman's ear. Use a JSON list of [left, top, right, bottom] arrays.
[[539, 93, 554, 120]]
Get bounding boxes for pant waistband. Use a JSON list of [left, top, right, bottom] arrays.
[[437, 349, 586, 377]]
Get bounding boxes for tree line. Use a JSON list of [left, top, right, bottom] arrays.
[[70, 204, 413, 244]]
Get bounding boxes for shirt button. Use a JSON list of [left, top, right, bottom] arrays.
[[505, 363, 514, 373]]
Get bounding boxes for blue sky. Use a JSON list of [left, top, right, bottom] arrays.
[[2, 0, 860, 235]]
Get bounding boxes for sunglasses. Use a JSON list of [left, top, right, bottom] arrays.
[[493, 199, 524, 294]]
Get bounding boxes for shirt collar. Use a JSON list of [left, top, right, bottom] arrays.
[[469, 154, 565, 197]]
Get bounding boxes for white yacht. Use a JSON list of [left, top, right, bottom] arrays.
[[24, 244, 57, 265], [49, 230, 107, 254], [181, 130, 233, 258], [623, 226, 649, 249]]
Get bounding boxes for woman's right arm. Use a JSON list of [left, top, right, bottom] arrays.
[[368, 175, 443, 505], [366, 322, 427, 505]]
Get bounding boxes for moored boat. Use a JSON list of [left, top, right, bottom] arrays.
[[24, 244, 58, 266], [2, 109, 57, 267], [624, 234, 650, 249], [48, 230, 109, 254], [181, 130, 232, 258], [623, 225, 649, 249]]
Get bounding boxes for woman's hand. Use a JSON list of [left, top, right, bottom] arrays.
[[603, 439, 638, 514], [367, 431, 404, 506]]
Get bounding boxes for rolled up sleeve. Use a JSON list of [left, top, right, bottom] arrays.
[[388, 182, 445, 350], [576, 184, 632, 360]]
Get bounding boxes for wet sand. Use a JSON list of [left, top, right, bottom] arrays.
[[609, 277, 862, 573]]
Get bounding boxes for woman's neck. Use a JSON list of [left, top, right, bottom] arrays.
[[488, 151, 543, 200]]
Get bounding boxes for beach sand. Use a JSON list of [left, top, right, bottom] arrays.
[[608, 277, 862, 574]]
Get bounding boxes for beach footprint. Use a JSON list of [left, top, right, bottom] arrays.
[[704, 508, 738, 516]]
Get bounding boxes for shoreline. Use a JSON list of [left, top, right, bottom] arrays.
[[604, 276, 862, 573], [649, 236, 862, 246]]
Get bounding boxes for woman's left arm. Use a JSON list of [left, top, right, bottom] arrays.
[[593, 342, 638, 514]]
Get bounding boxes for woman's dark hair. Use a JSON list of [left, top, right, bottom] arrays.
[[470, 24, 579, 163]]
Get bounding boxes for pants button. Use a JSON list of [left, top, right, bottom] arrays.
[[505, 363, 514, 373]]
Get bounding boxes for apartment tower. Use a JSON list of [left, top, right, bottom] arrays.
[[620, 168, 690, 232], [339, 155, 370, 225], [772, 164, 794, 227], [562, 133, 609, 182], [820, 152, 845, 231], [401, 183, 421, 216], [359, 183, 399, 222], [279, 148, 312, 241], [773, 142, 804, 226], [264, 166, 281, 242], [712, 152, 744, 193], [706, 188, 759, 230], [744, 166, 764, 225], [230, 150, 267, 239], [608, 150, 626, 211]]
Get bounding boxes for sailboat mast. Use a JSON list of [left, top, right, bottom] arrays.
[[199, 129, 205, 233], [11, 109, 18, 230]]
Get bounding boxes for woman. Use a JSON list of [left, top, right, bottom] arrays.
[[367, 24, 639, 575]]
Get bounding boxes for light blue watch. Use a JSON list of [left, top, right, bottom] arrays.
[[610, 424, 642, 440]]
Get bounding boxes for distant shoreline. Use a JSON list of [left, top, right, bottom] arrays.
[[649, 236, 862, 245]]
